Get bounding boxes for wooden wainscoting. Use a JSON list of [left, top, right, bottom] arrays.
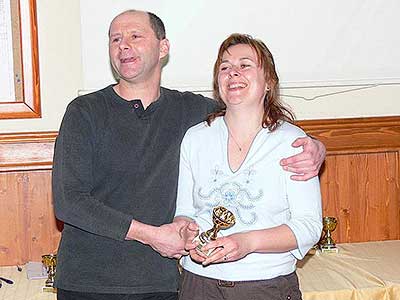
[[298, 116, 400, 243], [0, 132, 59, 266], [0, 116, 399, 266]]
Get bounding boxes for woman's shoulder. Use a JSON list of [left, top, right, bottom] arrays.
[[183, 117, 222, 145], [186, 117, 222, 134], [275, 121, 307, 139]]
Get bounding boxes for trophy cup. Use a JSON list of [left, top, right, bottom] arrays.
[[42, 254, 57, 292], [319, 216, 339, 253], [196, 206, 236, 256]]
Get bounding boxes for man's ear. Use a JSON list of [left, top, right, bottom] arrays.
[[159, 38, 170, 60]]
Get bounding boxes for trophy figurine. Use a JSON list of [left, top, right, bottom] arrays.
[[42, 254, 57, 292], [196, 206, 236, 256], [319, 216, 339, 253]]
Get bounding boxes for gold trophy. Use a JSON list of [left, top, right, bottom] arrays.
[[42, 254, 57, 292], [319, 216, 339, 253], [196, 206, 236, 256]]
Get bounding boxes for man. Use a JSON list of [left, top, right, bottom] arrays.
[[52, 10, 326, 300]]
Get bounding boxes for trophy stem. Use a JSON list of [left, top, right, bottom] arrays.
[[205, 224, 221, 240], [45, 265, 56, 286], [325, 231, 333, 245]]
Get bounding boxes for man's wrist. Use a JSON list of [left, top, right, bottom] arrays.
[[125, 219, 157, 245]]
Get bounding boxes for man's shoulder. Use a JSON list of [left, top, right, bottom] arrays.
[[161, 87, 216, 109], [67, 86, 112, 112]]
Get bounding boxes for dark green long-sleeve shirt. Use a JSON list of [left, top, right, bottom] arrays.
[[52, 85, 216, 294]]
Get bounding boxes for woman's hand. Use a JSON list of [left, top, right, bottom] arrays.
[[199, 232, 254, 266], [188, 248, 208, 264]]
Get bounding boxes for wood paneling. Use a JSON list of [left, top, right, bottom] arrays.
[[0, 132, 56, 172], [0, 116, 399, 265], [319, 152, 399, 243], [298, 116, 400, 153], [0, 132, 58, 265], [0, 171, 61, 266], [297, 116, 400, 244]]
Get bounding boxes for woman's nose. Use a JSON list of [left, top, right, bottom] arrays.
[[228, 67, 240, 78]]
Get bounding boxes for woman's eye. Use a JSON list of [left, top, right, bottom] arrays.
[[220, 66, 229, 71], [240, 64, 250, 69]]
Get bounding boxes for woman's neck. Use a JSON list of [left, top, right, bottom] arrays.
[[224, 108, 263, 138]]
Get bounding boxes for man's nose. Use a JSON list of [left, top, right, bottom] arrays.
[[119, 37, 130, 50]]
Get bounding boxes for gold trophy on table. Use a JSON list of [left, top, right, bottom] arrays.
[[42, 254, 57, 292], [196, 206, 236, 256], [319, 216, 339, 253]]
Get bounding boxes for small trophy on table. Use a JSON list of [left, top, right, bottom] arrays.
[[196, 206, 236, 256], [319, 216, 339, 253], [42, 254, 57, 292]]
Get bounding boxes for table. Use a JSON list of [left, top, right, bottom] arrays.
[[297, 240, 400, 300], [0, 265, 55, 300], [1, 240, 399, 300]]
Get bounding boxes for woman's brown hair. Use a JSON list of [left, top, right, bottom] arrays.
[[207, 33, 294, 131]]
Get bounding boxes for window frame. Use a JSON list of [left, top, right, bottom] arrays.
[[0, 0, 40, 119]]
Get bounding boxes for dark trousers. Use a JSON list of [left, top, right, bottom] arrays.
[[57, 289, 178, 300], [179, 270, 302, 300]]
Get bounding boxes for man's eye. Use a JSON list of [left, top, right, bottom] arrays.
[[132, 34, 140, 39], [111, 37, 121, 43]]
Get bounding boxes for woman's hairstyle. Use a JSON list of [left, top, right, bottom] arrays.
[[207, 33, 294, 131]]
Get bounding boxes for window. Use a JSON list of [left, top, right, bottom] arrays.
[[0, 0, 40, 119]]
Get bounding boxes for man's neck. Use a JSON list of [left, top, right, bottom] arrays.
[[114, 79, 161, 109]]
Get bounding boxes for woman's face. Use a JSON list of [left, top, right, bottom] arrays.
[[217, 44, 268, 109]]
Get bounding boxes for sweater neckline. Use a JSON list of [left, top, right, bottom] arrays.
[[106, 84, 166, 112]]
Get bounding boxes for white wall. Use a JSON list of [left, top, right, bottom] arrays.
[[0, 0, 82, 133], [0, 1, 398, 134], [78, 0, 400, 120], [200, 84, 400, 120]]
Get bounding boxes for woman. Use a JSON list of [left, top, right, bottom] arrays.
[[174, 33, 322, 300]]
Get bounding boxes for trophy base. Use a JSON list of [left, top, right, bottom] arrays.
[[319, 245, 339, 254], [306, 247, 317, 256], [42, 286, 57, 293]]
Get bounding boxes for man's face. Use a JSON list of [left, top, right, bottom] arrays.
[[108, 11, 169, 84]]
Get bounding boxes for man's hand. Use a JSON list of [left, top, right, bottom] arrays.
[[179, 221, 199, 251], [280, 136, 326, 181], [125, 218, 198, 259], [147, 222, 189, 259]]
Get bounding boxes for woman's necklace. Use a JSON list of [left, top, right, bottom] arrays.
[[228, 130, 244, 152], [227, 125, 262, 152]]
